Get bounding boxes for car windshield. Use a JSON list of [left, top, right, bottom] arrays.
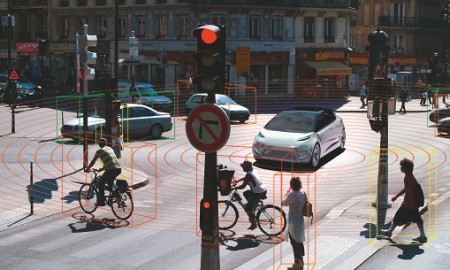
[[216, 95, 237, 105], [265, 111, 316, 133]]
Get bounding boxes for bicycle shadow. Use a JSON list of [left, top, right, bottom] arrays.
[[68, 212, 130, 232], [219, 231, 283, 249]]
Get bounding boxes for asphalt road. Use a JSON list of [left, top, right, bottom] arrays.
[[1, 98, 450, 269]]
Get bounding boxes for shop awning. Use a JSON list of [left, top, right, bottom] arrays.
[[303, 61, 352, 76]]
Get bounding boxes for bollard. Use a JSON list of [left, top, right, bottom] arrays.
[[30, 160, 34, 215]]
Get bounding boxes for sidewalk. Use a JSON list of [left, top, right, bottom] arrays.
[[237, 195, 430, 270], [252, 95, 440, 115], [0, 162, 148, 231]]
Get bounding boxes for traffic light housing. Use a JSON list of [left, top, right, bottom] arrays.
[[79, 24, 97, 81], [217, 167, 235, 196], [199, 198, 214, 234], [38, 39, 47, 57], [192, 24, 226, 93], [6, 81, 16, 105]]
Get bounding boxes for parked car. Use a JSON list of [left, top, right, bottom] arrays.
[[437, 117, 450, 135], [252, 107, 346, 168], [117, 80, 172, 110], [429, 108, 450, 123], [185, 93, 250, 123], [0, 73, 41, 100], [60, 103, 173, 142]]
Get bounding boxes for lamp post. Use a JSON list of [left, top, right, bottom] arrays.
[[366, 28, 395, 228]]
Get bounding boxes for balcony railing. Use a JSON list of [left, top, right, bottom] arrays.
[[11, 0, 48, 8], [379, 16, 447, 29], [188, 0, 358, 9]]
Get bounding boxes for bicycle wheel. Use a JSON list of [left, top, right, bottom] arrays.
[[78, 183, 98, 214], [218, 200, 239, 230], [110, 190, 134, 220], [256, 204, 286, 236]]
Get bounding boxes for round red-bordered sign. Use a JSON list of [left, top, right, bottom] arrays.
[[186, 103, 230, 153]]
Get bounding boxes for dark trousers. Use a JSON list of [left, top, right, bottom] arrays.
[[97, 168, 122, 204], [243, 190, 267, 223], [360, 96, 366, 107], [399, 101, 406, 113], [289, 233, 305, 260]]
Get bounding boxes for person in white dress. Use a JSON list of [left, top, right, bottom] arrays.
[[282, 176, 306, 270], [111, 116, 123, 159]]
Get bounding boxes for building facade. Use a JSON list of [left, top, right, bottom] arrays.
[[1, 0, 358, 97], [349, 0, 449, 96]]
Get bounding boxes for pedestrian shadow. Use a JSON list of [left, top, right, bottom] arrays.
[[360, 222, 389, 239], [393, 243, 425, 260]]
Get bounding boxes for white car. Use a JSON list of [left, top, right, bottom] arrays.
[[252, 107, 346, 168], [185, 93, 250, 123]]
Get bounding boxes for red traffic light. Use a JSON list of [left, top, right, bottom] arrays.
[[202, 200, 211, 209], [193, 24, 221, 45]]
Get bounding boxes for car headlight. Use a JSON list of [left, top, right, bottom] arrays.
[[257, 131, 265, 139], [297, 135, 310, 141]]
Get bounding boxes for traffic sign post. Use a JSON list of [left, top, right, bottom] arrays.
[[186, 104, 230, 153]]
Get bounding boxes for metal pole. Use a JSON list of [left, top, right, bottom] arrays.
[[114, 0, 119, 81], [8, 0, 15, 134], [82, 25, 88, 170], [30, 160, 34, 215], [200, 92, 220, 270]]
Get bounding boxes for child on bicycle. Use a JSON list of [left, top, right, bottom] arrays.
[[86, 138, 122, 206], [233, 160, 267, 230]]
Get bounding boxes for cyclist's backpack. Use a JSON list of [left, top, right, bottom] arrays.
[[416, 184, 425, 207], [116, 179, 129, 192]]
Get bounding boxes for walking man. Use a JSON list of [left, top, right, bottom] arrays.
[[381, 158, 427, 243], [399, 87, 408, 114], [359, 82, 368, 109]]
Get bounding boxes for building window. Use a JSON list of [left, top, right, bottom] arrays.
[[349, 34, 356, 49], [117, 0, 125, 4], [158, 15, 168, 39], [249, 15, 260, 40], [135, 0, 146, 4], [96, 0, 106, 5], [60, 17, 69, 39], [78, 0, 87, 6], [156, 0, 167, 3], [178, 15, 189, 39], [136, 15, 146, 38], [391, 2, 405, 26], [59, 0, 69, 7], [119, 17, 127, 38], [392, 34, 404, 54], [271, 16, 282, 40], [304, 17, 314, 43], [97, 17, 107, 39], [212, 15, 226, 26], [324, 18, 335, 43]]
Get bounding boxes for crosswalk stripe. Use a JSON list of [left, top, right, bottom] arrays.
[[119, 231, 197, 268], [29, 226, 102, 252], [70, 228, 153, 259], [0, 220, 67, 246]]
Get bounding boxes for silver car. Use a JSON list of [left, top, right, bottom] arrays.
[[185, 93, 250, 123], [60, 103, 172, 142], [252, 107, 346, 168]]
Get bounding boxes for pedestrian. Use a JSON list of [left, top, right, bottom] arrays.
[[282, 176, 306, 270], [427, 85, 434, 108], [419, 84, 427, 106], [399, 87, 408, 114], [234, 160, 268, 230], [381, 158, 427, 243], [359, 82, 368, 109], [111, 115, 123, 159]]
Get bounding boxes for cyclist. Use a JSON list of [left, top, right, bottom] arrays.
[[86, 138, 122, 206], [234, 160, 267, 230]]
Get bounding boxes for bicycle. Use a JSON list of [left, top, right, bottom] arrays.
[[78, 169, 134, 220], [218, 187, 286, 237]]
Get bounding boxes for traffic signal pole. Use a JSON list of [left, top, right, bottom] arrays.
[[201, 148, 220, 270]]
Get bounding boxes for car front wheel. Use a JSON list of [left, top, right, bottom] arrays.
[[310, 144, 321, 168], [150, 124, 163, 139]]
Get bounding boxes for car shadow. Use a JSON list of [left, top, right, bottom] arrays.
[[254, 147, 346, 172]]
